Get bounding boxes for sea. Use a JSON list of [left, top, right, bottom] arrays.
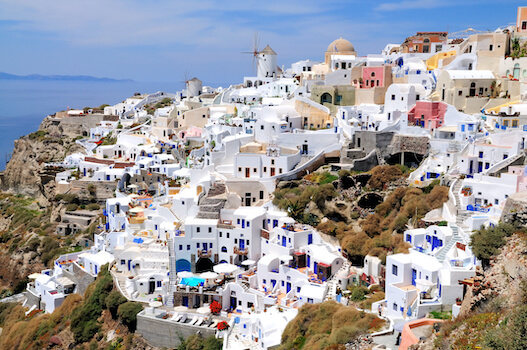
[[0, 79, 182, 170]]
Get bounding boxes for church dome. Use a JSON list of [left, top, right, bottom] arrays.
[[327, 37, 355, 53]]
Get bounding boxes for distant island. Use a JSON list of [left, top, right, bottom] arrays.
[[0, 72, 133, 82]]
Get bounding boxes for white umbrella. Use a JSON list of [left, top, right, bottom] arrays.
[[241, 260, 256, 266], [213, 263, 238, 274], [280, 255, 293, 262], [149, 301, 162, 308], [178, 271, 193, 278], [129, 206, 144, 213], [197, 306, 211, 315], [128, 184, 139, 188], [28, 273, 42, 279], [174, 305, 188, 312], [201, 272, 219, 279]]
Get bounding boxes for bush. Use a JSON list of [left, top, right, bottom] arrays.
[[105, 290, 127, 319], [470, 222, 519, 268], [117, 302, 143, 332], [65, 203, 78, 211], [86, 203, 100, 211], [350, 287, 368, 302]]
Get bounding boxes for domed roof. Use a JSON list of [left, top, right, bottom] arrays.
[[327, 37, 355, 53]]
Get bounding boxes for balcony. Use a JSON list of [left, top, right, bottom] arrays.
[[260, 229, 270, 240], [234, 247, 248, 255], [198, 249, 212, 258]]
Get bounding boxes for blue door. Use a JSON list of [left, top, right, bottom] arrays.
[[308, 234, 313, 245], [286, 282, 291, 293], [271, 279, 276, 287], [282, 236, 287, 247], [242, 219, 245, 228], [314, 262, 318, 274], [128, 260, 131, 271], [273, 219, 278, 228], [432, 236, 439, 250], [182, 296, 189, 306], [239, 239, 245, 249], [95, 265, 98, 275], [412, 269, 417, 286], [478, 162, 483, 173], [307, 255, 311, 268]]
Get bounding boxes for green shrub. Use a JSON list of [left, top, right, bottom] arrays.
[[66, 203, 78, 211], [117, 302, 143, 332], [86, 203, 100, 211], [105, 290, 127, 319]]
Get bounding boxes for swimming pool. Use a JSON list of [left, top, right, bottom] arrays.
[[181, 276, 206, 287]]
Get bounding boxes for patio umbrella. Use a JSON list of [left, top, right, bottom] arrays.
[[213, 263, 238, 274], [129, 206, 144, 213], [197, 306, 211, 315], [173, 305, 188, 312], [128, 184, 139, 188], [149, 301, 162, 308], [177, 271, 193, 278], [201, 272, 219, 279], [241, 260, 256, 266]]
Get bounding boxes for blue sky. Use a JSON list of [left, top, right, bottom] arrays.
[[0, 0, 522, 86]]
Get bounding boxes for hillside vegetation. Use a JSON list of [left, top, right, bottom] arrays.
[[278, 301, 384, 350]]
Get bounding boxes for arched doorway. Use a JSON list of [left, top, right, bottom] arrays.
[[514, 63, 520, 79], [469, 82, 476, 97], [321, 92, 333, 104], [176, 259, 191, 272], [195, 258, 213, 273]]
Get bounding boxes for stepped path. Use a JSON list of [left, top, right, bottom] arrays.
[[196, 183, 227, 220]]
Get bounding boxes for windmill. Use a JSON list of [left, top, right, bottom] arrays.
[[180, 70, 191, 97], [242, 31, 262, 75]]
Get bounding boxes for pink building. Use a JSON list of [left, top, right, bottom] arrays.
[[361, 66, 392, 89], [407, 101, 447, 130]]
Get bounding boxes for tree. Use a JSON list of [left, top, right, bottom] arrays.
[[117, 301, 143, 332], [470, 223, 516, 268]]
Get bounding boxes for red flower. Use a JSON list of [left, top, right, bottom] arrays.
[[217, 321, 229, 331], [210, 300, 222, 315]]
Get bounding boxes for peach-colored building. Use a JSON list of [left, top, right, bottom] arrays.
[[517, 7, 527, 33]]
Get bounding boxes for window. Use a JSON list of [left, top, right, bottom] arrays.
[[235, 238, 238, 244], [259, 191, 264, 200], [247, 221, 250, 227], [512, 120, 518, 128], [197, 227, 200, 233], [371, 72, 376, 77], [416, 94, 420, 101], [479, 152, 483, 159], [263, 167, 267, 172], [208, 227, 212, 233], [209, 243, 213, 248], [253, 168, 257, 173], [523, 21, 527, 30], [238, 167, 242, 172], [260, 125, 264, 130], [495, 199, 499, 205], [503, 154, 508, 159], [157, 281, 162, 288], [392, 264, 398, 276], [179, 245, 182, 250], [458, 91, 462, 96], [271, 159, 275, 165], [197, 243, 200, 248], [219, 232, 222, 237], [120, 259, 125, 265], [221, 246, 227, 252], [489, 44, 493, 51], [246, 240, 249, 246], [227, 232, 230, 238], [393, 303, 398, 311], [391, 94, 395, 100]]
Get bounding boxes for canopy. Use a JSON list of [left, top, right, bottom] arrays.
[[174, 305, 188, 312], [128, 184, 139, 188], [213, 263, 238, 274], [28, 273, 43, 279], [197, 306, 211, 315]]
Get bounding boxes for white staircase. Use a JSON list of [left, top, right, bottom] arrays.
[[167, 238, 176, 307]]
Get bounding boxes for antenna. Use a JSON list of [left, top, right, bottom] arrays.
[[242, 31, 262, 74]]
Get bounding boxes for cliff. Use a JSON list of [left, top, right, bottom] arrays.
[[0, 114, 103, 203]]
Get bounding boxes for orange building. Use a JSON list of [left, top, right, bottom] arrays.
[[401, 32, 448, 54]]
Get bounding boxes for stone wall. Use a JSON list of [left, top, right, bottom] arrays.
[[62, 263, 96, 296], [137, 313, 217, 348]]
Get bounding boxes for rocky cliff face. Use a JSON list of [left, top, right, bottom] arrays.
[[0, 114, 102, 203]]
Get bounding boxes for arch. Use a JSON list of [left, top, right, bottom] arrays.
[[246, 81, 253, 88], [176, 259, 191, 272], [371, 71, 376, 77], [196, 258, 213, 273], [221, 246, 227, 253], [514, 63, 520, 79], [424, 38, 430, 43], [469, 82, 476, 97], [321, 92, 333, 104]]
